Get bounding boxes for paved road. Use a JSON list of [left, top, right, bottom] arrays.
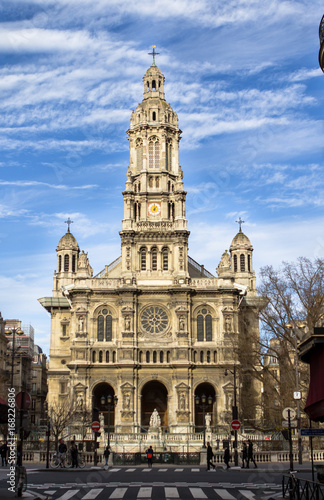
[[0, 464, 314, 500]]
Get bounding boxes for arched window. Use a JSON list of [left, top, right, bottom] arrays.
[[97, 309, 113, 341], [139, 351, 143, 363], [149, 176, 153, 188], [136, 139, 143, 171], [200, 351, 204, 363], [197, 308, 213, 341], [214, 351, 217, 363], [92, 351, 96, 363], [234, 254, 237, 272], [58, 255, 62, 272], [193, 351, 197, 363], [113, 351, 116, 363], [248, 255, 251, 272], [140, 247, 147, 270], [156, 177, 159, 188], [162, 248, 168, 270], [240, 254, 245, 271], [146, 351, 150, 363], [99, 351, 103, 363], [197, 315, 204, 341], [152, 111, 156, 121], [207, 351, 211, 363], [160, 351, 164, 363], [106, 351, 109, 363], [106, 315, 112, 341], [151, 247, 158, 271], [72, 254, 76, 272], [152, 80, 156, 90], [167, 351, 170, 363], [97, 315, 104, 341], [153, 351, 157, 363], [148, 137, 160, 169], [64, 254, 69, 271]]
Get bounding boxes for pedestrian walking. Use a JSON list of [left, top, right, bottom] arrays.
[[223, 446, 231, 469], [206, 442, 216, 471], [103, 445, 110, 466], [70, 440, 78, 468], [246, 439, 257, 468], [145, 445, 154, 468], [0, 441, 8, 466], [241, 442, 247, 468]]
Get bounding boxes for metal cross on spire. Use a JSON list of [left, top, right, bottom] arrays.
[[65, 217, 73, 233], [236, 217, 245, 232], [148, 45, 159, 66]]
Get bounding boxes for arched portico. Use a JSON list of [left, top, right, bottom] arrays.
[[194, 382, 216, 432], [92, 382, 117, 428], [141, 381, 168, 430]]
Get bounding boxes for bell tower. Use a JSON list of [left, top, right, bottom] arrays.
[[120, 49, 189, 280]]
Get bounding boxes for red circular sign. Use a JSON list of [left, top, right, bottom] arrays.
[[16, 392, 31, 410], [231, 420, 241, 430], [91, 421, 100, 432]]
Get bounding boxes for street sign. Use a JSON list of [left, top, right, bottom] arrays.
[[301, 428, 324, 436], [282, 420, 297, 428], [282, 407, 296, 420], [16, 392, 31, 410], [231, 420, 241, 430], [91, 421, 100, 432], [293, 391, 302, 400]]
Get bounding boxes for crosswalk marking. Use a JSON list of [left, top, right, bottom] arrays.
[[158, 468, 168, 472], [189, 487, 207, 498], [126, 468, 136, 472], [214, 489, 236, 499], [137, 486, 152, 498], [82, 489, 103, 499], [165, 487, 179, 498], [174, 468, 183, 472], [238, 490, 256, 499], [142, 468, 152, 472], [56, 490, 80, 500], [44, 491, 56, 495], [191, 468, 200, 472], [109, 488, 127, 499]]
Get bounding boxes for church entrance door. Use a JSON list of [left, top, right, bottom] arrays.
[[194, 383, 216, 433], [141, 381, 168, 431], [92, 382, 116, 429]]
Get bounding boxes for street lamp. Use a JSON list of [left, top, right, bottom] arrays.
[[195, 394, 213, 448], [100, 394, 118, 448], [225, 365, 239, 465], [7, 327, 24, 388]]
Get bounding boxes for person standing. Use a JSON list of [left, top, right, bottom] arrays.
[[58, 439, 67, 466], [224, 446, 231, 469], [145, 445, 153, 468], [103, 446, 110, 466], [206, 442, 216, 471], [241, 442, 247, 468], [246, 439, 257, 468], [70, 440, 78, 468], [0, 441, 8, 466]]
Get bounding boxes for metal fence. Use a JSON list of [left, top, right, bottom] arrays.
[[282, 474, 324, 500], [114, 452, 200, 466]]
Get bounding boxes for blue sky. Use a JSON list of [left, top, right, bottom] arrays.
[[0, 0, 323, 354]]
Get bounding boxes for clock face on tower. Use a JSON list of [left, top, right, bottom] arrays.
[[148, 202, 161, 216]]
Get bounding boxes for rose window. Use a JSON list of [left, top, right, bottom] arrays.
[[141, 306, 168, 334]]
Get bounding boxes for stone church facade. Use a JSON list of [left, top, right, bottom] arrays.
[[40, 59, 264, 448]]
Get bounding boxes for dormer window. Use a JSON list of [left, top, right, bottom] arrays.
[[152, 111, 156, 121]]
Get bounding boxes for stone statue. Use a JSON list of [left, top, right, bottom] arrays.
[[179, 316, 185, 331], [124, 393, 130, 409], [225, 316, 232, 333], [99, 412, 105, 430], [149, 408, 161, 429], [125, 316, 131, 331], [179, 393, 186, 410], [205, 413, 211, 431], [76, 393, 83, 410], [79, 316, 84, 332]]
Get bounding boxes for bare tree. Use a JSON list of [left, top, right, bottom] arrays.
[[255, 257, 324, 431], [49, 400, 73, 449]]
